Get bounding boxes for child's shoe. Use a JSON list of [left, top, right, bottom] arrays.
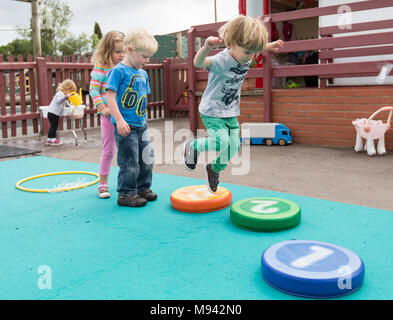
[[138, 188, 157, 201], [117, 193, 147, 207], [183, 139, 199, 171], [204, 163, 220, 193], [98, 184, 110, 199], [46, 138, 53, 146], [50, 139, 62, 146]]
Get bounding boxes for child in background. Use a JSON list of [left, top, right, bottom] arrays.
[[183, 15, 283, 192], [46, 79, 76, 146], [106, 29, 158, 207], [89, 31, 125, 199]]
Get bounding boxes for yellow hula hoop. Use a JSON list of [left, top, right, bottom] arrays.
[[16, 171, 100, 193]]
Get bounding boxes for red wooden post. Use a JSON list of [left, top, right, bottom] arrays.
[[156, 58, 163, 118], [153, 66, 158, 119], [27, 54, 39, 134], [79, 55, 88, 129], [263, 16, 272, 123], [36, 57, 50, 106], [187, 27, 197, 135], [36, 56, 51, 135], [0, 55, 7, 138], [319, 34, 333, 88], [168, 58, 175, 117], [239, 0, 246, 15], [162, 58, 170, 118], [18, 54, 27, 135], [8, 55, 17, 137]]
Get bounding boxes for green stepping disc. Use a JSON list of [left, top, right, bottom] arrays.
[[230, 197, 301, 232]]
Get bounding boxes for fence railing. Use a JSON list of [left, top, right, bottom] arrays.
[[164, 57, 189, 117], [0, 55, 176, 140], [0, 54, 38, 139], [186, 0, 393, 133]]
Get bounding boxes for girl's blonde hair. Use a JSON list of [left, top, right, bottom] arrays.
[[219, 15, 268, 52], [123, 29, 158, 54], [91, 30, 125, 67], [56, 79, 76, 93]]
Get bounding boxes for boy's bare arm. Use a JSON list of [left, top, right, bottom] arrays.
[[264, 40, 284, 52], [107, 90, 130, 136], [194, 36, 222, 69]]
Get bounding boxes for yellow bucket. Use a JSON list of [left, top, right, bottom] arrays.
[[68, 89, 83, 107]]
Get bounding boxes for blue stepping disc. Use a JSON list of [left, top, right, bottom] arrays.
[[261, 240, 365, 298]]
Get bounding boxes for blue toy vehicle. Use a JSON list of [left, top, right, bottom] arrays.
[[240, 123, 292, 146]]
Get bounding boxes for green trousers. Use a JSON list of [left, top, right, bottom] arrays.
[[193, 114, 240, 173]]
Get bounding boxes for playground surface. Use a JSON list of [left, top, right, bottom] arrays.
[[1, 118, 392, 211], [0, 118, 392, 300]]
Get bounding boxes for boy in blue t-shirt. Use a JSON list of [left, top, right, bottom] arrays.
[[106, 29, 158, 207]]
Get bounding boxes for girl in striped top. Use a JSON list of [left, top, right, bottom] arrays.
[[89, 31, 125, 198]]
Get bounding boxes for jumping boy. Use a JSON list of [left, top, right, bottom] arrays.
[[184, 15, 283, 192]]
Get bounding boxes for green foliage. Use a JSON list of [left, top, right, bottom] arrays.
[[0, 39, 32, 61], [94, 22, 103, 40], [41, 28, 54, 57], [92, 22, 103, 51], [10, 0, 99, 59], [59, 33, 92, 56], [91, 33, 100, 52], [14, 0, 72, 57], [39, 0, 73, 55]]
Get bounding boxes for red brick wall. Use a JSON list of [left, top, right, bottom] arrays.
[[197, 85, 393, 151]]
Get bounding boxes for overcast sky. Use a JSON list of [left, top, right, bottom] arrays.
[[0, 0, 239, 46]]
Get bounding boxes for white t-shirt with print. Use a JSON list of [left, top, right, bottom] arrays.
[[198, 48, 251, 118]]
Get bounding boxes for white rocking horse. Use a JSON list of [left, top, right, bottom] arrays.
[[352, 106, 393, 156]]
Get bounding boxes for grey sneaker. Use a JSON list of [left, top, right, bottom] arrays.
[[183, 139, 199, 171], [117, 193, 147, 207], [204, 163, 220, 193]]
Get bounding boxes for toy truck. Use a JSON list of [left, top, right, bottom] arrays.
[[240, 123, 292, 146]]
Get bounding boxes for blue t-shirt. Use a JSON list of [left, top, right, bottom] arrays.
[[106, 62, 151, 127]]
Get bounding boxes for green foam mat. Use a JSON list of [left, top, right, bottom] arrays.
[[0, 156, 392, 300]]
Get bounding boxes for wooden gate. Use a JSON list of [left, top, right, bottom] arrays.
[[164, 57, 189, 117]]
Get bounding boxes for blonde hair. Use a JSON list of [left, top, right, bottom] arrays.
[[219, 15, 268, 52], [91, 30, 125, 67], [56, 79, 76, 93], [123, 29, 158, 54]]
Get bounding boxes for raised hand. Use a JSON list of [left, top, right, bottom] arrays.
[[204, 36, 222, 49], [266, 40, 284, 52]]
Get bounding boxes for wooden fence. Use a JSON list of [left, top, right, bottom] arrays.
[[186, 0, 393, 134], [0, 54, 38, 139], [164, 57, 189, 117], [3, 0, 393, 140], [0, 55, 185, 139]]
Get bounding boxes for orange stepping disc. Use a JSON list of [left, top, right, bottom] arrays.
[[170, 185, 232, 213]]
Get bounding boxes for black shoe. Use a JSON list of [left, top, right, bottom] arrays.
[[138, 188, 157, 201], [204, 163, 220, 193], [117, 193, 147, 207], [183, 139, 199, 171]]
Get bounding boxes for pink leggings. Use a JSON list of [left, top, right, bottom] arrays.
[[99, 114, 116, 176]]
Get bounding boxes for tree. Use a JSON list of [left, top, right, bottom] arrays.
[[59, 33, 92, 56], [16, 0, 73, 56], [92, 22, 103, 51], [0, 39, 33, 61], [94, 22, 103, 40], [40, 0, 73, 55], [40, 28, 55, 57]]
